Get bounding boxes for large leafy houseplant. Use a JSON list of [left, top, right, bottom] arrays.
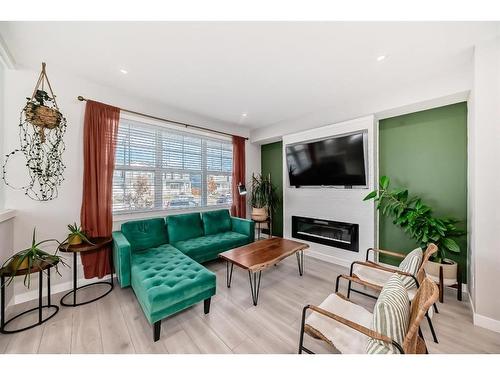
[[1, 228, 67, 288], [250, 173, 280, 217], [364, 176, 466, 262]]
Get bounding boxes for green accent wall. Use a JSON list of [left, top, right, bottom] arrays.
[[379, 102, 468, 280], [261, 141, 284, 237]]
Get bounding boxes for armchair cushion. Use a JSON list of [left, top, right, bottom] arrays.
[[167, 212, 204, 243], [352, 262, 396, 287], [202, 209, 231, 235], [305, 293, 373, 354], [366, 274, 410, 354], [121, 218, 168, 252], [398, 247, 423, 288]]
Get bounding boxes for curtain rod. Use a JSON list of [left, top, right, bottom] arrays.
[[77, 96, 249, 140]]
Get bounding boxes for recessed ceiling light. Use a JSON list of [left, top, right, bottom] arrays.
[[241, 113, 248, 117], [376, 55, 387, 62], [119, 68, 128, 74]]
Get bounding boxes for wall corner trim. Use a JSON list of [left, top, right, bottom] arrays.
[[473, 312, 500, 334], [468, 290, 500, 333], [0, 34, 15, 69], [0, 209, 16, 223]]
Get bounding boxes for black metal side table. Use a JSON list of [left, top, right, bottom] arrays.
[[59, 237, 113, 307], [252, 217, 272, 240], [0, 259, 59, 334]]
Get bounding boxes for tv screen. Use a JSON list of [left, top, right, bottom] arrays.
[[286, 132, 367, 187]]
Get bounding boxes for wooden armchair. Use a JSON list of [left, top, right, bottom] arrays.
[[342, 244, 439, 343], [298, 276, 439, 354]]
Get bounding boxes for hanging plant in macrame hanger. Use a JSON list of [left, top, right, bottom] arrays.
[[2, 62, 67, 201]]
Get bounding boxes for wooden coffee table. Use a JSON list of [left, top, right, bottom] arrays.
[[219, 237, 309, 306]]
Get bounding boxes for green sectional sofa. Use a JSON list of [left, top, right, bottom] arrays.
[[112, 209, 254, 341]]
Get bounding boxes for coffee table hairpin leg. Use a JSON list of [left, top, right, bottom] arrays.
[[296, 250, 304, 276], [248, 270, 262, 306], [226, 261, 234, 288]]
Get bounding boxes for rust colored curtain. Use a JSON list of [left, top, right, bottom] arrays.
[[231, 135, 246, 219], [80, 100, 120, 279]]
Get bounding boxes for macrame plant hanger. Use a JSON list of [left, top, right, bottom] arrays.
[[2, 62, 67, 201]]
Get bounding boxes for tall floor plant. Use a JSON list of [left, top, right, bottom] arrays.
[[250, 173, 280, 216], [364, 176, 466, 262]]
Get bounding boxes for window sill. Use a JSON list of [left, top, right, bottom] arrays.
[[112, 205, 232, 223]]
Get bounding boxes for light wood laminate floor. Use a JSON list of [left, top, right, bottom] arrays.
[[1, 255, 499, 354]]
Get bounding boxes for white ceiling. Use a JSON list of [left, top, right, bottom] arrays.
[[1, 22, 499, 129]]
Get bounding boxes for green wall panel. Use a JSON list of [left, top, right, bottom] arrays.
[[379, 102, 468, 280], [261, 141, 284, 237]]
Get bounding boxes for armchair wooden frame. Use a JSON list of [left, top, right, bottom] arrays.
[[342, 244, 440, 343], [299, 275, 439, 354]]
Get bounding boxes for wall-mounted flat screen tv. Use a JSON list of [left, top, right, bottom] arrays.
[[286, 131, 367, 187]]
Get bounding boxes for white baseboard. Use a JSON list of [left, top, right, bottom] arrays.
[[473, 312, 500, 333], [10, 275, 114, 306], [306, 249, 352, 269], [468, 292, 500, 333]]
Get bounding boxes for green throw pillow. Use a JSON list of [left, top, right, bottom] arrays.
[[398, 247, 423, 289], [167, 212, 204, 243], [121, 218, 169, 252], [366, 274, 410, 354], [202, 209, 231, 235]]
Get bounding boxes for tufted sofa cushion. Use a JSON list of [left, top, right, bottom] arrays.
[[173, 231, 249, 264], [121, 218, 169, 252], [202, 209, 232, 235], [166, 212, 204, 243], [131, 244, 216, 324]]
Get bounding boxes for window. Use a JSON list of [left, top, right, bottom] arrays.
[[113, 117, 233, 214]]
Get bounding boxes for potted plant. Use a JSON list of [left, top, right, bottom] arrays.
[[250, 173, 280, 222], [1, 228, 67, 288], [65, 222, 94, 246], [364, 176, 466, 282]]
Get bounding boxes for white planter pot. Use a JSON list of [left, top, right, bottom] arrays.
[[424, 259, 458, 286], [251, 207, 268, 222]]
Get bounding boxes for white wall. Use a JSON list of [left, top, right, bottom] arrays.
[[245, 139, 261, 217], [468, 36, 500, 332], [0, 212, 15, 306], [251, 64, 471, 144], [2, 66, 258, 302], [282, 116, 376, 267], [0, 59, 5, 210]]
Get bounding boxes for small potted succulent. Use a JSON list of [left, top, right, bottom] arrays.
[[66, 222, 94, 246], [1, 228, 67, 288]]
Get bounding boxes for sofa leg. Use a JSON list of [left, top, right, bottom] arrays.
[[204, 298, 211, 314], [153, 321, 161, 342]]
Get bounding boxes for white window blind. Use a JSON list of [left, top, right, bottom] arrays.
[[113, 118, 233, 214]]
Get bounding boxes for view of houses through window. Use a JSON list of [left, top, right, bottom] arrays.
[[112, 118, 233, 213]]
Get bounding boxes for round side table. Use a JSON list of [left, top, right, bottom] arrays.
[[0, 259, 59, 334], [59, 237, 113, 307]]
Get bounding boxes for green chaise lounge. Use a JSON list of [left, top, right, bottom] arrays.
[[112, 209, 254, 341]]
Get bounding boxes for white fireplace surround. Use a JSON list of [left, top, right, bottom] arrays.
[[282, 115, 376, 267]]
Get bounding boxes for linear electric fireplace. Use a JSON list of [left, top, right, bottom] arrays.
[[291, 216, 359, 252]]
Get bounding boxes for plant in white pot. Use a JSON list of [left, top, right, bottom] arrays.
[[250, 173, 280, 223], [364, 176, 466, 290]]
